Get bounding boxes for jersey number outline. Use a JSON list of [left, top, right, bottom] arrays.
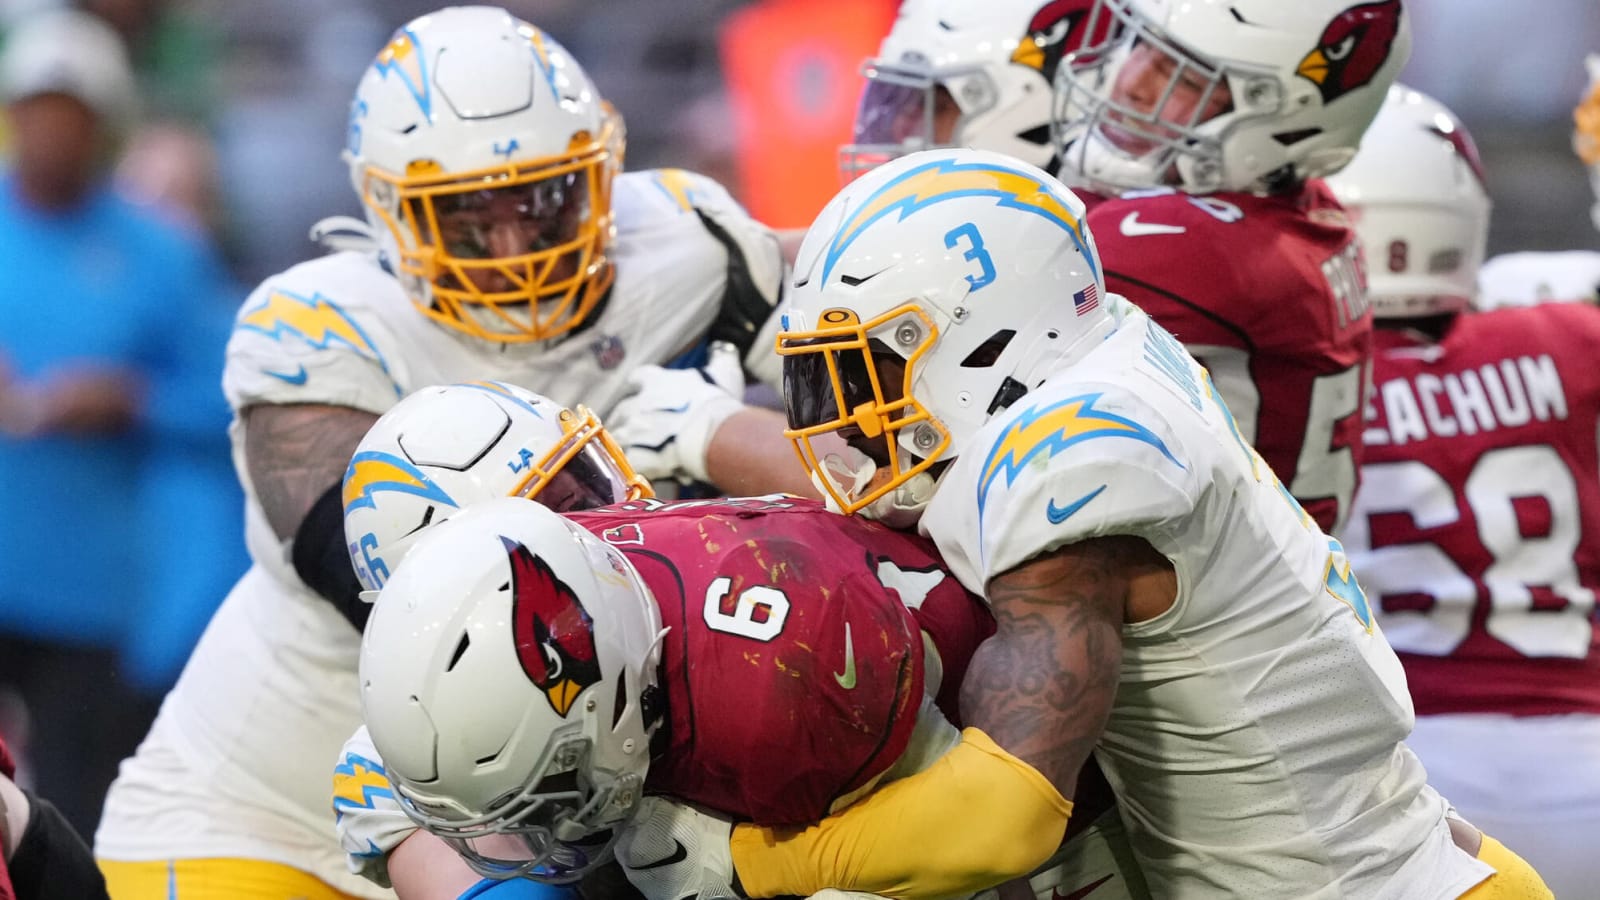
[[703, 577, 790, 642], [1345, 445, 1597, 658]]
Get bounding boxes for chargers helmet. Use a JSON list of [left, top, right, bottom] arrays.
[[778, 148, 1109, 524], [346, 6, 623, 342], [342, 381, 648, 592]]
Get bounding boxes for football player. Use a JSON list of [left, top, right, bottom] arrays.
[[618, 149, 1552, 900], [327, 382, 1000, 900], [1329, 86, 1600, 900], [663, 0, 1405, 536], [1045, 0, 1414, 535], [350, 493, 997, 897], [91, 9, 793, 899], [1476, 54, 1600, 309], [326, 379, 992, 896]]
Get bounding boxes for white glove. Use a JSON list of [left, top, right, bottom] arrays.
[[609, 341, 746, 483], [616, 796, 740, 900]]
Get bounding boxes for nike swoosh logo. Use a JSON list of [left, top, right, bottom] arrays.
[[834, 622, 857, 690], [1053, 874, 1114, 900], [264, 364, 308, 385], [632, 838, 689, 870], [1046, 484, 1107, 524], [1119, 212, 1186, 237]]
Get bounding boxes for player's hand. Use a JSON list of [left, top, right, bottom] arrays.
[[616, 796, 741, 900], [608, 341, 745, 484]]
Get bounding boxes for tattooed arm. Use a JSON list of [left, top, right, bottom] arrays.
[[244, 403, 379, 541], [245, 403, 381, 628], [960, 535, 1161, 796]]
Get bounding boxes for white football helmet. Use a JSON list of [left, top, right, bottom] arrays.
[[1575, 54, 1600, 232], [1051, 0, 1411, 194], [345, 6, 623, 343], [360, 496, 665, 882], [840, 0, 1117, 180], [778, 148, 1108, 523], [1325, 85, 1490, 319], [342, 381, 648, 592]]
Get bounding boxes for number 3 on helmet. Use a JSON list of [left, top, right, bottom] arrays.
[[778, 147, 1111, 523]]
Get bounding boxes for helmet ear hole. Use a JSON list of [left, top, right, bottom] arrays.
[[447, 633, 472, 672], [610, 668, 628, 731], [960, 329, 1017, 368]]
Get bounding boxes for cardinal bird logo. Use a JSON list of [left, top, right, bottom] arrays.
[[1010, 0, 1116, 76], [505, 537, 603, 717], [1296, 0, 1402, 104]]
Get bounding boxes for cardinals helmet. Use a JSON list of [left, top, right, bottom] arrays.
[[360, 497, 665, 882], [342, 381, 648, 592], [841, 0, 1115, 180], [1326, 85, 1490, 318], [1052, 0, 1411, 194]]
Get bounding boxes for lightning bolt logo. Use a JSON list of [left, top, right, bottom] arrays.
[[977, 393, 1182, 518], [236, 289, 399, 394], [332, 753, 395, 816], [524, 25, 562, 102], [238, 290, 382, 359], [653, 169, 700, 213], [825, 157, 1097, 285], [373, 27, 432, 119], [459, 381, 547, 418], [342, 451, 459, 517]]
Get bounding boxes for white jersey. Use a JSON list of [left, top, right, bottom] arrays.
[[923, 309, 1492, 900], [94, 169, 786, 898], [1477, 250, 1600, 310]]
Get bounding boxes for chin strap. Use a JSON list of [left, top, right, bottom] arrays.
[[814, 453, 937, 530]]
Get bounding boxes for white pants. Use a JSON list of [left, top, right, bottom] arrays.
[[1407, 713, 1600, 899]]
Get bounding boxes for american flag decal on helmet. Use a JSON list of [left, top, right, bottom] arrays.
[[1074, 283, 1099, 316]]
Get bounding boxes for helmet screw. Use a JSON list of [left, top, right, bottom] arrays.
[[913, 426, 938, 450], [585, 697, 597, 712], [952, 306, 969, 322], [895, 323, 921, 346], [1046, 329, 1060, 340], [622, 738, 636, 754], [957, 391, 972, 406]]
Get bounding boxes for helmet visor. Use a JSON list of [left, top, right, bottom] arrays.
[[840, 62, 980, 182], [515, 407, 652, 511]]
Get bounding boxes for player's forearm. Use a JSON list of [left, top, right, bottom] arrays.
[[960, 543, 1128, 796], [244, 402, 380, 540], [729, 728, 1071, 899], [702, 406, 821, 499]]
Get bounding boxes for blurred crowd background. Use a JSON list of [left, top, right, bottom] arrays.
[[0, 0, 1596, 838]]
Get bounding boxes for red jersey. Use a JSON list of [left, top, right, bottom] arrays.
[[1083, 182, 1372, 533], [1345, 305, 1600, 716], [565, 495, 993, 824]]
